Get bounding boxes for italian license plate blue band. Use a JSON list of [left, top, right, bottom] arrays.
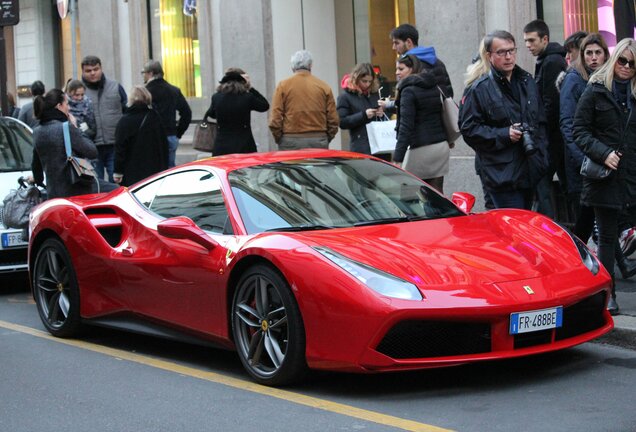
[[510, 306, 563, 335], [1, 232, 27, 248]]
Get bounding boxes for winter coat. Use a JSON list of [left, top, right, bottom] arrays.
[[535, 42, 567, 133], [204, 88, 269, 156], [405, 46, 454, 98], [458, 66, 548, 192], [336, 76, 381, 154], [393, 72, 446, 162], [573, 82, 636, 209], [83, 74, 127, 146], [18, 102, 38, 128], [32, 110, 98, 199], [145, 77, 192, 138], [559, 68, 588, 194], [114, 104, 169, 187]]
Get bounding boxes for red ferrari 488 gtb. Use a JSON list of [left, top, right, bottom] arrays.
[[28, 150, 613, 385]]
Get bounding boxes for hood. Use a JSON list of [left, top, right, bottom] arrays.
[[340, 73, 350, 89], [539, 42, 567, 60], [406, 46, 437, 65], [282, 211, 599, 303]]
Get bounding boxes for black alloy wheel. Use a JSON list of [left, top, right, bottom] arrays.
[[32, 238, 82, 337], [232, 264, 307, 386]]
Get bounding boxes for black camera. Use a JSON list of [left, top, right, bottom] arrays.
[[512, 123, 537, 156]]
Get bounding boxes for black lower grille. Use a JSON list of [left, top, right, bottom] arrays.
[[376, 321, 491, 359], [555, 291, 607, 341], [0, 248, 28, 269], [514, 329, 552, 349]]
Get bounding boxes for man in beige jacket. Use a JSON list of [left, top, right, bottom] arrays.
[[269, 50, 339, 149]]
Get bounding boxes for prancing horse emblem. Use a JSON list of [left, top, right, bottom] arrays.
[[523, 285, 534, 294]]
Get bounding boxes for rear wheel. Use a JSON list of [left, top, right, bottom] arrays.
[[232, 264, 307, 385], [32, 238, 82, 337]]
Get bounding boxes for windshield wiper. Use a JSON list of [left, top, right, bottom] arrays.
[[353, 216, 410, 227], [265, 224, 335, 232]]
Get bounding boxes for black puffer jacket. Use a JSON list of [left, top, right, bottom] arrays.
[[393, 73, 446, 162], [336, 87, 380, 154], [573, 82, 636, 209], [421, 59, 454, 99]]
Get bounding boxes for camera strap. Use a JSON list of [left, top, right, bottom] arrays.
[[488, 70, 527, 126]]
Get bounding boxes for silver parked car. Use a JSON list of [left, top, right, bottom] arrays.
[[0, 117, 34, 273]]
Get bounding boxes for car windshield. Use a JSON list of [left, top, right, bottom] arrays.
[[0, 119, 33, 172], [229, 157, 464, 234]]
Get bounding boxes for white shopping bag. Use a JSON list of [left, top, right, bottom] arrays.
[[366, 118, 397, 155]]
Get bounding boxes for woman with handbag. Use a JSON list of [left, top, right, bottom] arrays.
[[203, 68, 269, 156], [31, 89, 97, 199], [573, 38, 636, 314], [336, 63, 384, 155], [113, 86, 169, 187], [392, 54, 449, 193]]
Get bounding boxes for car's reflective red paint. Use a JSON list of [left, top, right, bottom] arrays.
[[28, 150, 613, 374]]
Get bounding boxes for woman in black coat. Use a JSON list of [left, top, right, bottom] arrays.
[[31, 89, 98, 199], [336, 63, 383, 154], [203, 68, 269, 156], [573, 38, 636, 315], [113, 86, 168, 187], [393, 54, 449, 193]]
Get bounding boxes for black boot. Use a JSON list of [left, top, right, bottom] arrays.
[[607, 296, 620, 315]]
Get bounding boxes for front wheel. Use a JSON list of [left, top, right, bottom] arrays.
[[232, 264, 307, 385], [32, 237, 82, 337]]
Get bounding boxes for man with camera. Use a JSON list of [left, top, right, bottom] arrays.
[[458, 30, 549, 209]]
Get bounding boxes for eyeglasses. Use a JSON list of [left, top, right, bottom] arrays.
[[491, 48, 518, 57], [617, 56, 636, 69]]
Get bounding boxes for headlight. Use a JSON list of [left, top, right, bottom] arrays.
[[313, 247, 423, 300], [564, 230, 599, 275]]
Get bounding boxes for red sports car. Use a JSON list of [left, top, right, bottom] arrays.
[[28, 150, 613, 385]]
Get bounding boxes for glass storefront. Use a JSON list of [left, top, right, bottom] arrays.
[[353, 0, 415, 97], [149, 0, 201, 98]]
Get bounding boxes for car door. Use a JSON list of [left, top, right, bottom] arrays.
[[123, 169, 234, 337]]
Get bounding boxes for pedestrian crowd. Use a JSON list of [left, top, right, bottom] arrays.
[[13, 20, 636, 315]]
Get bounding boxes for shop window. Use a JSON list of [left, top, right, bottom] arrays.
[[353, 0, 415, 98], [149, 0, 201, 98]]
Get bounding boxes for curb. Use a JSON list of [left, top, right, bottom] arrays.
[[595, 314, 636, 351]]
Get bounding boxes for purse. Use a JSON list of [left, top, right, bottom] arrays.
[[192, 119, 217, 153], [580, 155, 611, 179], [2, 178, 43, 229], [63, 121, 97, 186], [438, 86, 461, 143], [366, 115, 397, 154]]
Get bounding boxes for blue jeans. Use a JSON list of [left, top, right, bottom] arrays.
[[96, 144, 115, 183], [167, 135, 179, 168]]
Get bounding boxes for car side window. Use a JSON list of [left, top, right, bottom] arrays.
[[141, 170, 232, 235]]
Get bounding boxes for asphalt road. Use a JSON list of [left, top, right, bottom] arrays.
[[2, 275, 636, 432]]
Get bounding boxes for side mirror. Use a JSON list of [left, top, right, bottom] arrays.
[[157, 216, 218, 250], [451, 192, 476, 213]]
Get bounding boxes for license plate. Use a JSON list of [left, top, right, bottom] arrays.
[[1, 232, 27, 248], [510, 306, 563, 334]]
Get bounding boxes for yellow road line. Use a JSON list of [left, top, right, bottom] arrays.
[[0, 319, 454, 432]]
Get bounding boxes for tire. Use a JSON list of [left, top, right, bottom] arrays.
[[32, 237, 83, 337], [232, 264, 307, 386]]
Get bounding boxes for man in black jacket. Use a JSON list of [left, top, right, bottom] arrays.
[[458, 30, 549, 210], [142, 60, 192, 167], [523, 19, 567, 218]]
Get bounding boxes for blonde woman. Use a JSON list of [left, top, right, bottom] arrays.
[[113, 85, 168, 186], [573, 38, 636, 315]]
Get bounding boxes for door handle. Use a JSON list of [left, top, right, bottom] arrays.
[[120, 247, 134, 257]]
